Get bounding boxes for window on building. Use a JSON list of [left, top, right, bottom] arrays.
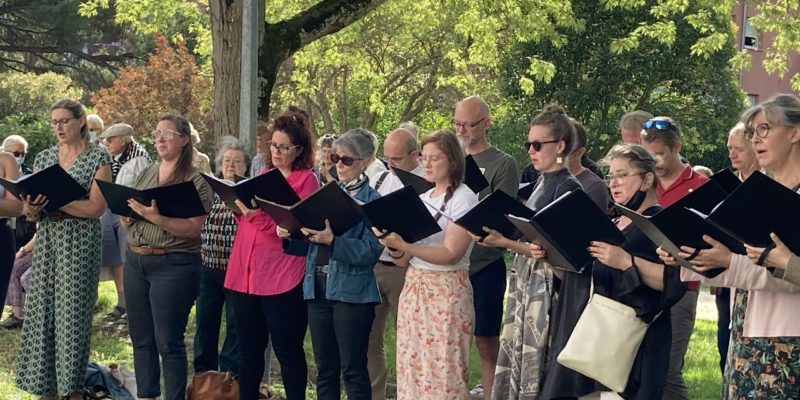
[[748, 94, 759, 106], [744, 17, 759, 49]]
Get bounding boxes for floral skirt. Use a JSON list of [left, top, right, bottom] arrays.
[[396, 266, 474, 400], [723, 289, 800, 399]]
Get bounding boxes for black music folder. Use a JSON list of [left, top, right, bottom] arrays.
[[96, 179, 207, 219], [506, 190, 625, 273], [362, 185, 441, 243], [669, 168, 740, 214], [695, 171, 800, 253], [452, 189, 534, 238], [615, 204, 733, 278], [465, 155, 490, 193], [394, 167, 433, 195], [0, 164, 87, 211], [255, 181, 364, 241], [518, 182, 535, 201], [202, 169, 300, 215]]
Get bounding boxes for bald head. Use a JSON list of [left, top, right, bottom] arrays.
[[454, 96, 492, 152], [383, 128, 419, 172]]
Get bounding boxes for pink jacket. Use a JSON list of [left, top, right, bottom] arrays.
[[224, 168, 319, 296], [682, 254, 800, 337]]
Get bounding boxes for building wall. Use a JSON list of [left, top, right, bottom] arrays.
[[731, 2, 800, 104]]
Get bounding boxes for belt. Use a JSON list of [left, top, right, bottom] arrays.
[[379, 260, 397, 267], [129, 244, 168, 255], [316, 265, 329, 274]]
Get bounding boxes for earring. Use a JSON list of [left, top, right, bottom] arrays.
[[556, 156, 563, 164]]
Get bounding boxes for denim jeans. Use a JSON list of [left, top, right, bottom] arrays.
[[124, 251, 200, 400], [308, 272, 375, 400], [231, 284, 308, 400], [193, 267, 238, 374]]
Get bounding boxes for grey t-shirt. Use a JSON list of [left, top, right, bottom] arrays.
[[576, 169, 611, 211], [468, 146, 519, 275]]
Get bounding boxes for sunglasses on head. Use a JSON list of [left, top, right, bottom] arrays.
[[524, 139, 559, 152], [642, 119, 675, 131], [330, 153, 361, 166]]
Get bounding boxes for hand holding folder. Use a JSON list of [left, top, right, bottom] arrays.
[[96, 179, 207, 219], [256, 181, 364, 241], [506, 190, 625, 273], [0, 164, 87, 211], [202, 169, 300, 215]]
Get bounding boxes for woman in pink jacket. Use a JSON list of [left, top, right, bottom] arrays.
[[224, 111, 318, 400], [659, 94, 800, 399]]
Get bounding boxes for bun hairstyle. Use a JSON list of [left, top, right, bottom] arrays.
[[529, 104, 576, 158], [271, 109, 315, 170]]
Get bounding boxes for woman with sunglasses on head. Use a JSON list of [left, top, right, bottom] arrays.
[[373, 130, 478, 399], [225, 111, 318, 400], [15, 99, 111, 400], [277, 128, 382, 400], [119, 113, 213, 400], [536, 144, 684, 399], [464, 105, 578, 399], [660, 93, 800, 400]]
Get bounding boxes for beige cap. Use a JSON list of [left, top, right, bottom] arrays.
[[100, 123, 134, 139]]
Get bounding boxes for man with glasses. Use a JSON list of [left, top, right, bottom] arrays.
[[366, 126, 422, 400], [641, 116, 707, 400], [453, 96, 518, 400]]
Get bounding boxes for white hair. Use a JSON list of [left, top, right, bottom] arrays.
[[2, 135, 29, 151], [86, 114, 104, 131]]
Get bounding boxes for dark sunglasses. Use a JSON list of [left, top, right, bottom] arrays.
[[11, 151, 25, 157], [643, 119, 676, 131], [330, 153, 361, 166], [524, 139, 559, 152]]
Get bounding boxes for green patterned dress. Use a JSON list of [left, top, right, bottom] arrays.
[[723, 289, 800, 400], [15, 144, 111, 396]]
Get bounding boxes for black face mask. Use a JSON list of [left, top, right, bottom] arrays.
[[623, 189, 647, 211]]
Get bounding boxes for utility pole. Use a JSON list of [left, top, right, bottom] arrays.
[[238, 0, 264, 155]]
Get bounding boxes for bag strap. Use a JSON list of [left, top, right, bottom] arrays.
[[374, 170, 391, 191], [589, 260, 663, 324]]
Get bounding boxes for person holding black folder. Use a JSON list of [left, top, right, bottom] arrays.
[[661, 94, 800, 400], [15, 99, 112, 400], [277, 129, 382, 400], [530, 144, 685, 399], [120, 113, 213, 400], [372, 130, 479, 400], [465, 105, 578, 399], [224, 111, 318, 400]]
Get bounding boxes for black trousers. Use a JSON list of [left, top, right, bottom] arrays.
[[231, 284, 308, 400], [0, 219, 15, 309], [715, 287, 732, 375], [307, 272, 375, 400]]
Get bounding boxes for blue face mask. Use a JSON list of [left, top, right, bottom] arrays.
[[15, 156, 24, 167], [89, 130, 98, 142]]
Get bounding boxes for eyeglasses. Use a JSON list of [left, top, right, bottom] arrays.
[[330, 153, 361, 166], [643, 119, 676, 131], [49, 117, 74, 127], [420, 154, 447, 163], [151, 129, 182, 140], [524, 139, 559, 152], [452, 117, 487, 131], [9, 151, 24, 157], [604, 171, 645, 186], [744, 123, 770, 140], [269, 141, 300, 153]]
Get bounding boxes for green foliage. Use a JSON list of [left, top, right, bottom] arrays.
[[0, 72, 82, 120], [500, 1, 744, 171], [0, 113, 57, 165]]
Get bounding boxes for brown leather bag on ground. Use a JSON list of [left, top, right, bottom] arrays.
[[187, 371, 238, 400]]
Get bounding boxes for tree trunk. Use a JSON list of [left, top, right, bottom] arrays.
[[209, 0, 243, 143]]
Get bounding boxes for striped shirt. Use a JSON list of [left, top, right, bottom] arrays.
[[125, 163, 214, 252]]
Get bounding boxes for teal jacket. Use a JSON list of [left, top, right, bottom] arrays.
[[284, 183, 383, 303]]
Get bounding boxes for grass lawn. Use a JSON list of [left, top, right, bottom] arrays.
[[0, 282, 720, 399]]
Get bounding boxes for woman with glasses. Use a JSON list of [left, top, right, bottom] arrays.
[[462, 105, 578, 399], [15, 99, 111, 400], [119, 113, 213, 400], [662, 93, 800, 400], [225, 111, 318, 400], [316, 134, 337, 184], [278, 129, 382, 400], [535, 144, 684, 399], [374, 130, 478, 399]]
